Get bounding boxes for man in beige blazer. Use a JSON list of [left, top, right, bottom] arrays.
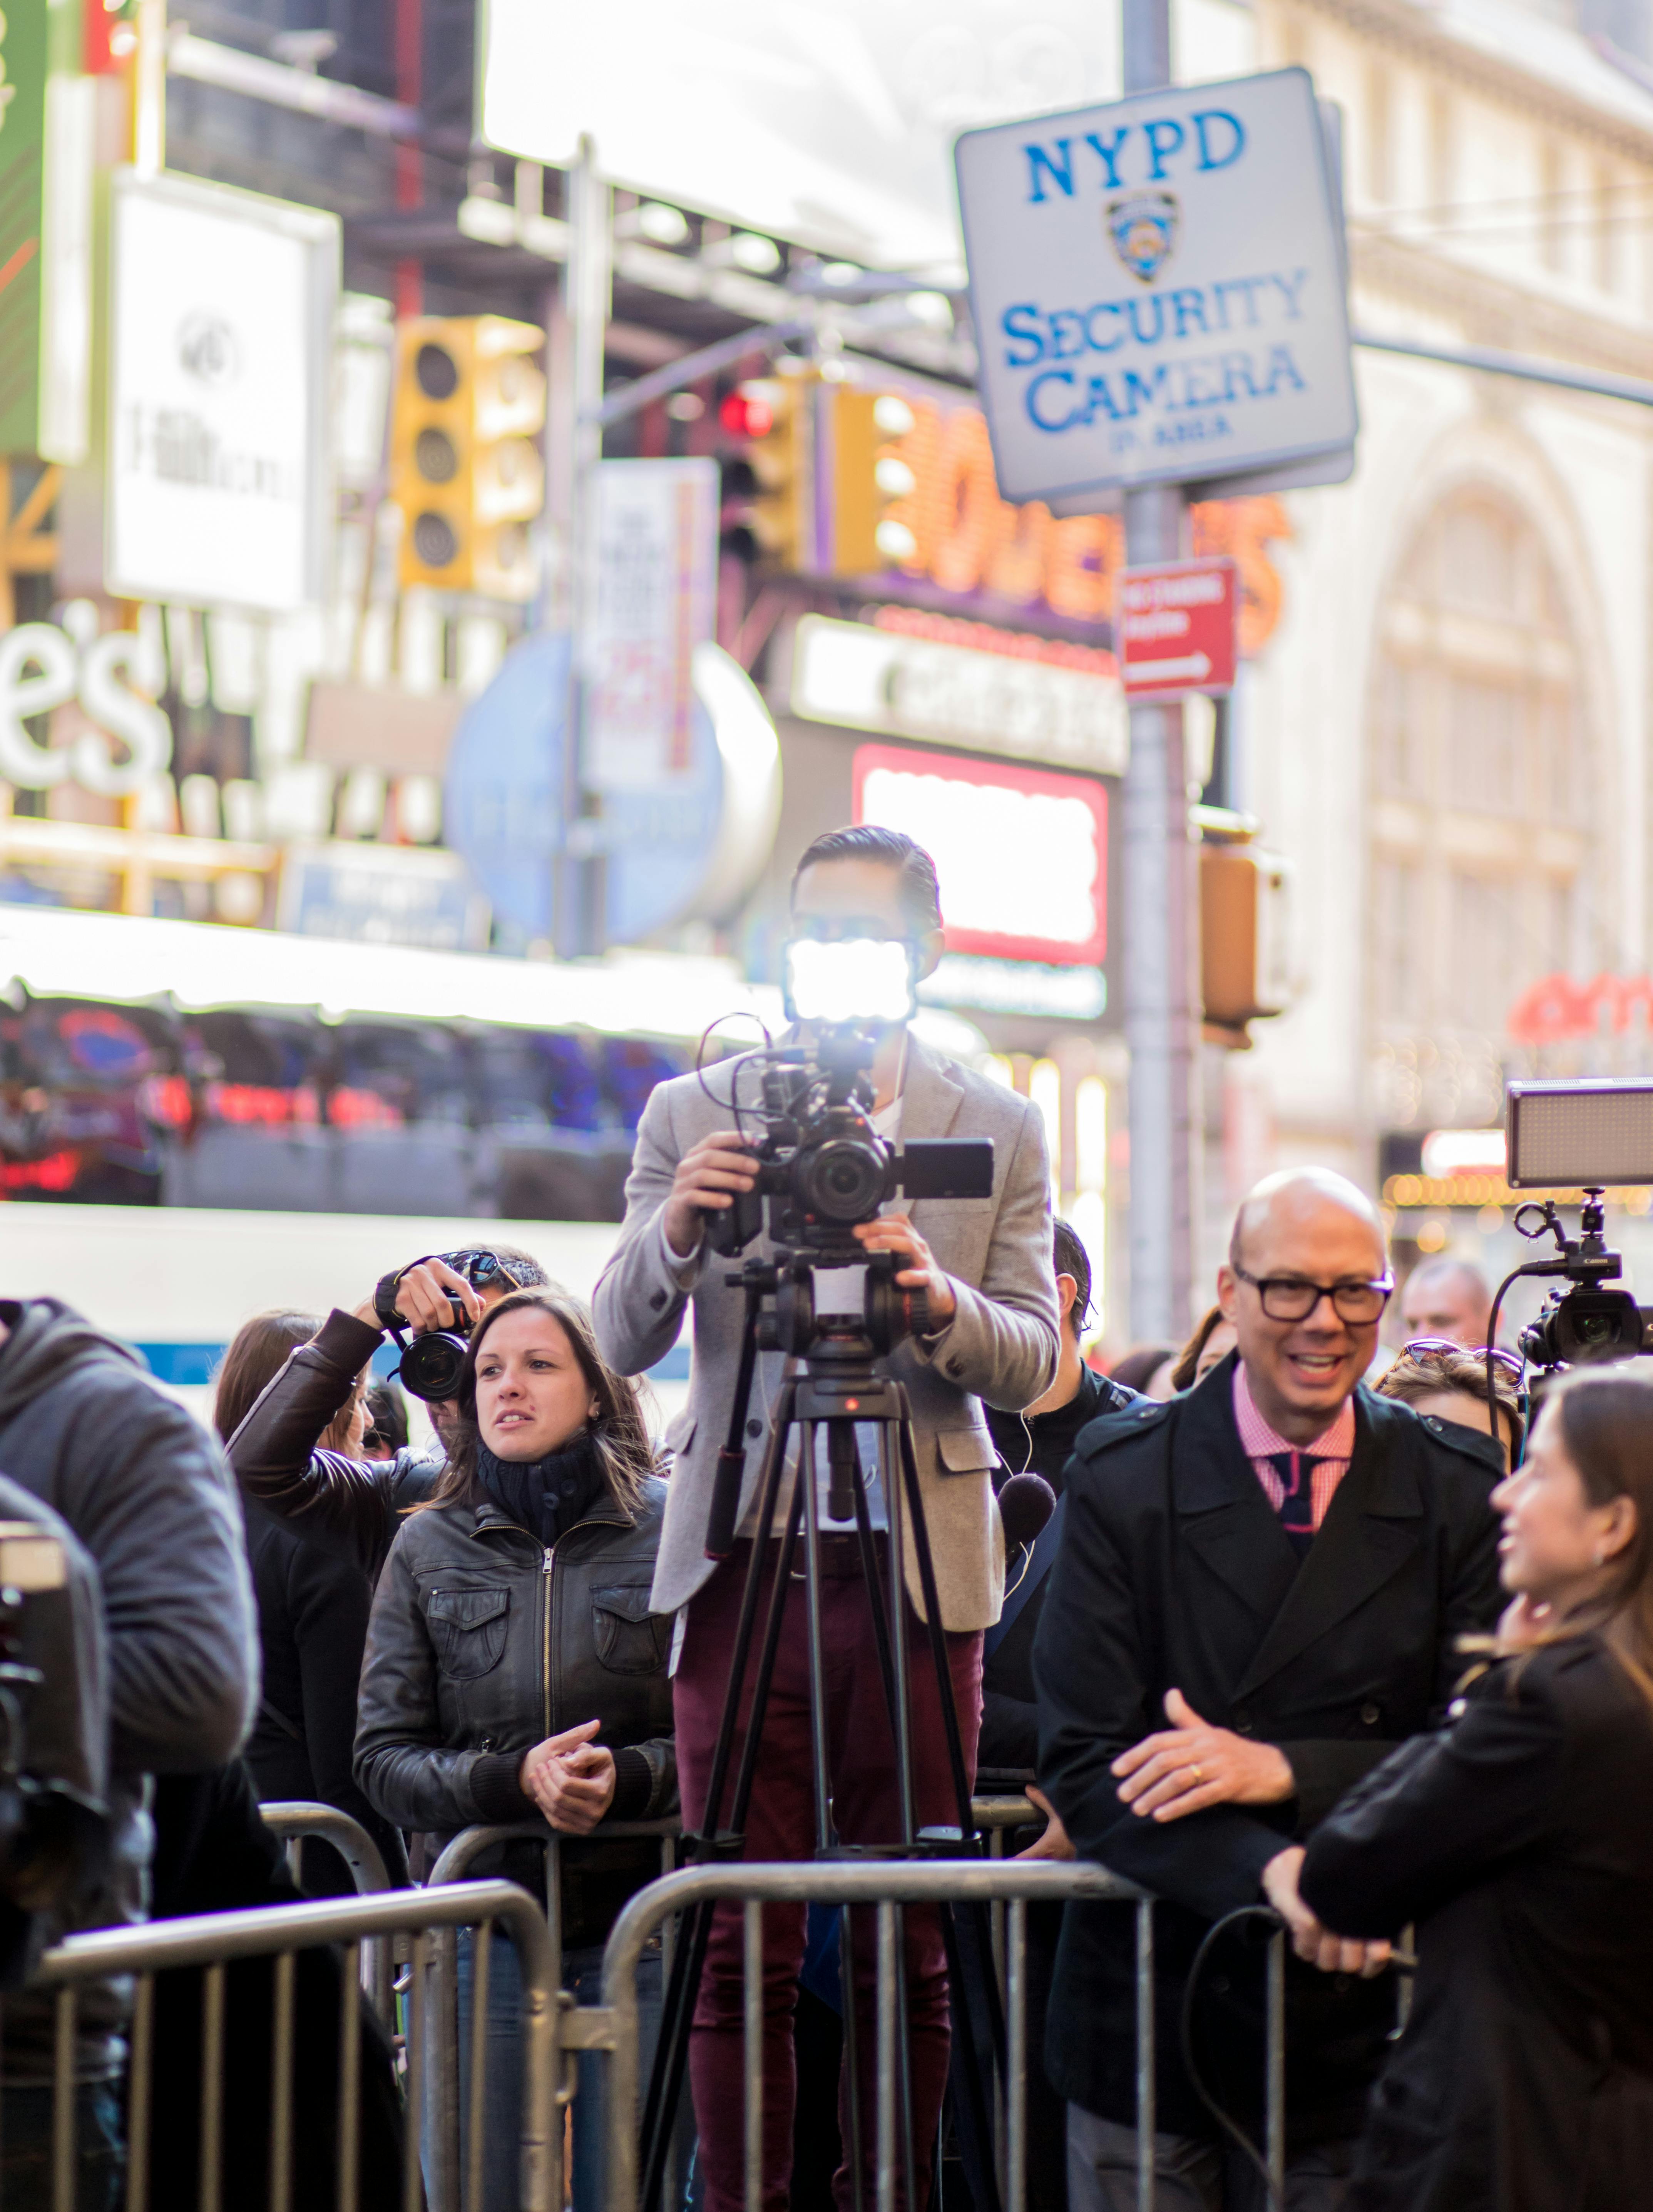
[[594, 823, 1058, 2212]]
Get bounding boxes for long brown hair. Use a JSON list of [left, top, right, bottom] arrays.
[[1542, 1363, 1653, 1713], [418, 1288, 655, 1521], [215, 1309, 366, 1452]]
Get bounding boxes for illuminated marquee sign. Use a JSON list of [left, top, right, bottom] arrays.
[[852, 743, 1106, 967], [954, 67, 1357, 502]]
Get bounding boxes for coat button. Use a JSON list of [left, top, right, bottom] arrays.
[[945, 1357, 964, 1378], [650, 1290, 668, 1311], [746, 1419, 763, 1439], [1361, 1703, 1380, 1726], [1232, 1709, 1252, 1735]]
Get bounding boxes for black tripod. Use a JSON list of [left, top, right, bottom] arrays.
[[637, 1248, 1007, 2212]]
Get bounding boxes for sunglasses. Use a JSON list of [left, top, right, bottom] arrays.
[[438, 1250, 522, 1292], [1400, 1336, 1524, 1380]]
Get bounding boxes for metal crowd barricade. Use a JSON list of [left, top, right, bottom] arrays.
[[422, 1817, 679, 2212], [579, 1857, 1290, 2212], [28, 1879, 562, 2212], [259, 1800, 399, 2021]]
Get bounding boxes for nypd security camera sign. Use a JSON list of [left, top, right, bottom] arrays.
[[954, 68, 1356, 503]]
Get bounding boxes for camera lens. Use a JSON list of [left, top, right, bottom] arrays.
[[794, 1135, 887, 1225], [397, 1331, 470, 1402]]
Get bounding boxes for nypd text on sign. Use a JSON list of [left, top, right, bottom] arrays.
[[954, 68, 1356, 504]]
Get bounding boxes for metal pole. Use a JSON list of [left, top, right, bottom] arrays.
[[559, 134, 609, 959], [1121, 0, 1199, 1344]]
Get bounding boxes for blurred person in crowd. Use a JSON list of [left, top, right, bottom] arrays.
[[226, 1246, 549, 1582], [1374, 1343, 1524, 1470], [1036, 1168, 1505, 2212], [1289, 1364, 1653, 2211], [216, 1312, 408, 1892], [0, 1295, 258, 2211], [594, 824, 1058, 2212], [355, 1287, 675, 2212], [1111, 1343, 1178, 1398], [1398, 1258, 1494, 1351], [1171, 1306, 1240, 1394], [974, 1221, 1136, 2212], [361, 1379, 409, 1462]]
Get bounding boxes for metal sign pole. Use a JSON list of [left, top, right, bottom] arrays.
[[1121, 0, 1200, 1341], [558, 133, 609, 959]]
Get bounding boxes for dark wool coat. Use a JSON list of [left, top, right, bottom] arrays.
[[1034, 1353, 1504, 2144], [1303, 1635, 1653, 2212]]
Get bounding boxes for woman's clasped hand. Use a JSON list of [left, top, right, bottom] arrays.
[[519, 1718, 618, 1836]]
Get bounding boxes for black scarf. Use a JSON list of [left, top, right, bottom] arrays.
[[475, 1429, 608, 1547]]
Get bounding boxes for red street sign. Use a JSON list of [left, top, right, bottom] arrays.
[[1119, 557, 1238, 698]]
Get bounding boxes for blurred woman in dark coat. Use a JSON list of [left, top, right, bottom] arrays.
[[1266, 1363, 1653, 2212]]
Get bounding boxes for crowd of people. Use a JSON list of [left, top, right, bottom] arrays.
[[3, 825, 1651, 2212]]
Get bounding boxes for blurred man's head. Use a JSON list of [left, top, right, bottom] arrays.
[[788, 826, 946, 1004], [1052, 1219, 1092, 1342], [1399, 1257, 1494, 1350], [1218, 1169, 1391, 1444]]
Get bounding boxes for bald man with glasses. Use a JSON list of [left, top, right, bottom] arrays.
[[1035, 1170, 1506, 2212]]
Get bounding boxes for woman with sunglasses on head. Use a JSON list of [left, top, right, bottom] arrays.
[[224, 1246, 550, 1584], [1269, 1362, 1653, 2212], [355, 1287, 675, 2212], [1375, 1340, 1526, 1469]]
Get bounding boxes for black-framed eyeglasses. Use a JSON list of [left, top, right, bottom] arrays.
[[1232, 1265, 1394, 1324], [439, 1250, 521, 1292], [1402, 1335, 1524, 1380]]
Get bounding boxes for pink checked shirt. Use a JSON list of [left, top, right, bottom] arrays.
[[1231, 1362, 1355, 1534]]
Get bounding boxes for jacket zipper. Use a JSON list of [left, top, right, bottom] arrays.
[[541, 1546, 554, 1738]]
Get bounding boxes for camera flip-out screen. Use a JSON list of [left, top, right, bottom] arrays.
[[1506, 1079, 1653, 1189]]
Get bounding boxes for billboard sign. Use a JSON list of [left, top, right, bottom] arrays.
[[954, 67, 1356, 502], [587, 457, 718, 793], [1119, 557, 1237, 696], [853, 741, 1107, 966], [106, 169, 339, 613]]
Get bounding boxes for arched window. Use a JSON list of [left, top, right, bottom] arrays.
[[1369, 487, 1594, 1129]]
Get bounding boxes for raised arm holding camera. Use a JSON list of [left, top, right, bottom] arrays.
[[594, 825, 1059, 2212]]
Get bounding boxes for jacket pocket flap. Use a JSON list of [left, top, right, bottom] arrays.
[[590, 1583, 658, 1624], [427, 1587, 510, 1629], [936, 1427, 996, 1474]]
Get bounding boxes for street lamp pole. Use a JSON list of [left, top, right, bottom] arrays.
[[1121, 0, 1201, 1341], [556, 132, 610, 960]]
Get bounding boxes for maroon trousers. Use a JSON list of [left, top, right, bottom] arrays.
[[674, 1539, 984, 2212]]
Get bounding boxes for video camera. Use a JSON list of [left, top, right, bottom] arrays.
[[706, 936, 992, 1357], [1495, 1079, 1653, 1373]]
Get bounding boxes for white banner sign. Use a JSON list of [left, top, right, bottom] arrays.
[[586, 458, 718, 793], [954, 67, 1356, 502], [790, 614, 1127, 776], [107, 169, 338, 613]]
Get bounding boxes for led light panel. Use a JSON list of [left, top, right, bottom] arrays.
[[784, 937, 916, 1027], [1506, 1079, 1653, 1189]]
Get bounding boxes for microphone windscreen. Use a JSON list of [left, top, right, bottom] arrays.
[[997, 1471, 1057, 1551]]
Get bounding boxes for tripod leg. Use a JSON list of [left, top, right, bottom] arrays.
[[878, 1419, 919, 1849], [848, 1434, 902, 1764], [799, 1422, 836, 1855], [894, 1414, 977, 1842], [639, 1395, 805, 2212]]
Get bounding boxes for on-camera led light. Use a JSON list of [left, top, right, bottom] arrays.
[[784, 937, 915, 1026]]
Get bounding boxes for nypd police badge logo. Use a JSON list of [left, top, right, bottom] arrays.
[[1107, 191, 1179, 283]]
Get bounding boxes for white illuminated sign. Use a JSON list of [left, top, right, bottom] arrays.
[[107, 169, 339, 613], [587, 458, 719, 793], [1420, 1129, 1507, 1180], [0, 613, 171, 796], [790, 614, 1127, 776], [954, 67, 1356, 501]]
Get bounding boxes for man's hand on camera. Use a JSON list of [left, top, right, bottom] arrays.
[[519, 1719, 617, 1836], [1262, 1846, 1392, 1978], [353, 1256, 481, 1335], [661, 1132, 760, 1259], [1112, 1688, 1295, 1822], [852, 1212, 957, 1324]]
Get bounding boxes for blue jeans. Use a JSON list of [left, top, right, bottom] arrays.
[[0, 2081, 124, 2212], [446, 1929, 663, 2212]]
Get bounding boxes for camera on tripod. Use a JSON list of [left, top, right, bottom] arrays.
[[1497, 1079, 1653, 1372], [707, 935, 992, 1352]]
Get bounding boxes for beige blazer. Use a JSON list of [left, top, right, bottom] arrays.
[[593, 1034, 1059, 1631]]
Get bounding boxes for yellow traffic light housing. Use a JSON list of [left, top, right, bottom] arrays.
[[826, 388, 919, 576], [391, 316, 546, 600]]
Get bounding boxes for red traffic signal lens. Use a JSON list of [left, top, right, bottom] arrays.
[[719, 390, 775, 439]]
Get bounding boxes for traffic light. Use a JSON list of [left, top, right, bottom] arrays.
[[391, 316, 546, 600], [1201, 840, 1294, 1045], [824, 389, 919, 576], [716, 379, 808, 571]]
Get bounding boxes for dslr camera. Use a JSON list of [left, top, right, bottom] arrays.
[[1500, 1080, 1653, 1371], [373, 1248, 523, 1401], [707, 935, 992, 1356]]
